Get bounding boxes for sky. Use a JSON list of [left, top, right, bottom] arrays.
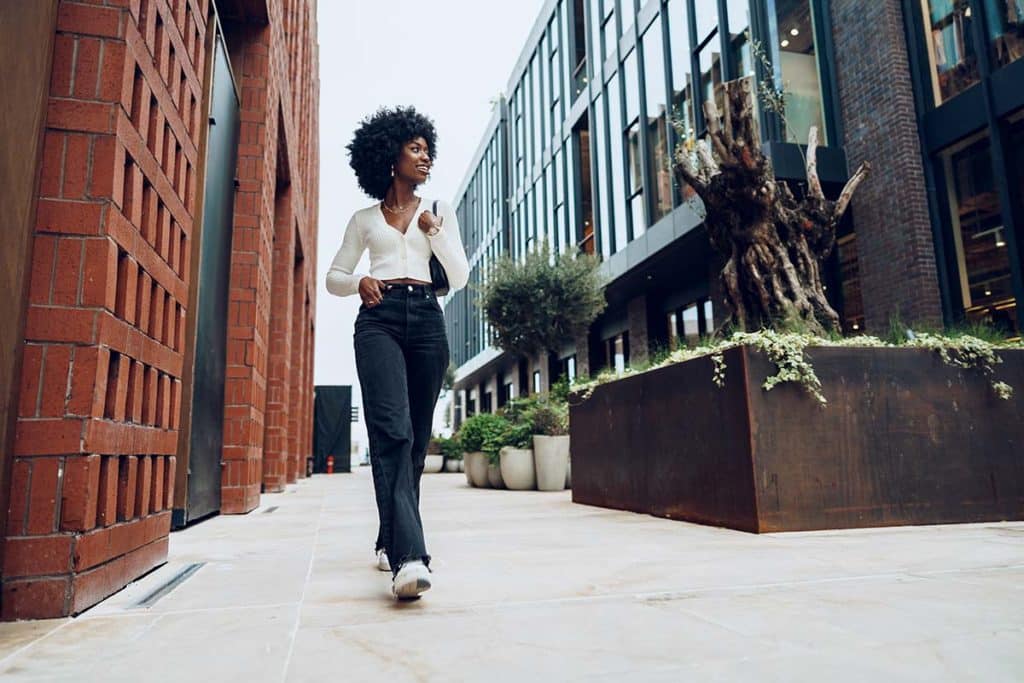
[[313, 0, 547, 460]]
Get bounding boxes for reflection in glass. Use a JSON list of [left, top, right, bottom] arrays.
[[607, 74, 629, 252], [943, 132, 1017, 331], [594, 93, 612, 253], [986, 0, 1024, 68], [920, 0, 981, 104], [572, 0, 588, 100], [837, 233, 865, 332], [694, 0, 718, 40], [602, 6, 618, 62], [698, 26, 724, 118], [643, 20, 672, 223], [667, 0, 696, 205], [726, 0, 752, 78], [607, 332, 629, 373], [682, 304, 701, 346], [532, 55, 544, 166], [774, 0, 826, 144], [590, 0, 603, 70], [627, 119, 646, 235]]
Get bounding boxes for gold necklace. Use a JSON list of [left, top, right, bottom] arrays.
[[381, 196, 414, 214]]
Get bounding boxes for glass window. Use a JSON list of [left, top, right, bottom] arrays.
[[572, 0, 588, 100], [694, 0, 724, 119], [590, 0, 604, 69], [623, 48, 640, 123], [1006, 111, 1024, 331], [943, 131, 1017, 331], [602, 4, 619, 62], [538, 56, 547, 160], [594, 93, 612, 251], [667, 311, 679, 350], [643, 20, 672, 223], [682, 303, 701, 346], [667, 0, 697, 205], [694, 0, 718, 40], [622, 0, 635, 37], [607, 74, 628, 252], [533, 370, 542, 393], [774, 0, 827, 144], [920, 0, 982, 104], [627, 120, 646, 235], [986, 0, 1024, 69], [551, 48, 563, 133], [725, 0, 752, 79], [608, 332, 628, 373]]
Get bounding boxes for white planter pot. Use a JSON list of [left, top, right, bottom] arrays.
[[533, 435, 570, 491], [499, 447, 536, 490], [423, 454, 443, 474], [466, 451, 489, 488], [487, 463, 506, 489], [444, 458, 461, 473], [458, 459, 465, 472]]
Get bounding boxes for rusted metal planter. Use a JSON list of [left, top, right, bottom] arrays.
[[570, 346, 1024, 532]]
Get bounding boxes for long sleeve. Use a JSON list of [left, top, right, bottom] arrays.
[[427, 200, 470, 293], [325, 213, 367, 297]]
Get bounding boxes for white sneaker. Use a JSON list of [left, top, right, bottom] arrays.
[[392, 560, 431, 600], [376, 549, 391, 573]]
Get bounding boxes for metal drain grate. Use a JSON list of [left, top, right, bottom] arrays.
[[134, 563, 205, 608]]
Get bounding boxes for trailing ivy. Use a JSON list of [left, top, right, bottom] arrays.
[[569, 330, 1020, 406]]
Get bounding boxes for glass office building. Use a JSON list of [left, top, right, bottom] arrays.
[[446, 0, 1024, 422]]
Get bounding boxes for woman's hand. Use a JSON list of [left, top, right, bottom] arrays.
[[418, 210, 442, 234], [358, 276, 386, 307]]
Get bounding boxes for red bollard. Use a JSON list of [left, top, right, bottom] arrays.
[[326, 455, 334, 474]]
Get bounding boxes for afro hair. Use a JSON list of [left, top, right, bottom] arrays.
[[346, 106, 438, 200]]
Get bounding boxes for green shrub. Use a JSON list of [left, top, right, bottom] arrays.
[[458, 413, 508, 454], [529, 399, 569, 436], [479, 241, 607, 357], [435, 435, 463, 460]]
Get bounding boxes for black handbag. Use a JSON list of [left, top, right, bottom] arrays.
[[428, 199, 450, 296]]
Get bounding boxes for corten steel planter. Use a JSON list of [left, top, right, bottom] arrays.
[[570, 346, 1024, 533]]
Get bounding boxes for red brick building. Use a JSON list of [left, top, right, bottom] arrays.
[[0, 0, 319, 620]]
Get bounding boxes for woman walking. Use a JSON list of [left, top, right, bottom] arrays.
[[325, 106, 469, 600]]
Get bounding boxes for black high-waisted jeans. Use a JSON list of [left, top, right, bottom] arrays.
[[353, 283, 448, 576]]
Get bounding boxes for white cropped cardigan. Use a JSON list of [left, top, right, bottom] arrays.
[[325, 198, 470, 298]]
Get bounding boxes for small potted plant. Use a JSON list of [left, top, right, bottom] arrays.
[[457, 413, 508, 488], [499, 420, 536, 490], [481, 417, 513, 489], [424, 437, 444, 474], [531, 399, 570, 491], [439, 435, 463, 473], [492, 396, 537, 490]]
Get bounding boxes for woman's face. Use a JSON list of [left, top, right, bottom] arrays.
[[394, 136, 432, 184]]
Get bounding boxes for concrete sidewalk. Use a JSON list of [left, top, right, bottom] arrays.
[[0, 468, 1022, 681]]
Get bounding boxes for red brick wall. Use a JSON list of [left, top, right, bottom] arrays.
[[829, 0, 943, 330], [3, 0, 318, 619], [220, 0, 318, 511], [3, 0, 202, 619]]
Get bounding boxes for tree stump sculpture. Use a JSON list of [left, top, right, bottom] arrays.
[[673, 79, 870, 335]]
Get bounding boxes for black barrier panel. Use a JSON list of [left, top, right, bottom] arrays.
[[313, 385, 352, 473]]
